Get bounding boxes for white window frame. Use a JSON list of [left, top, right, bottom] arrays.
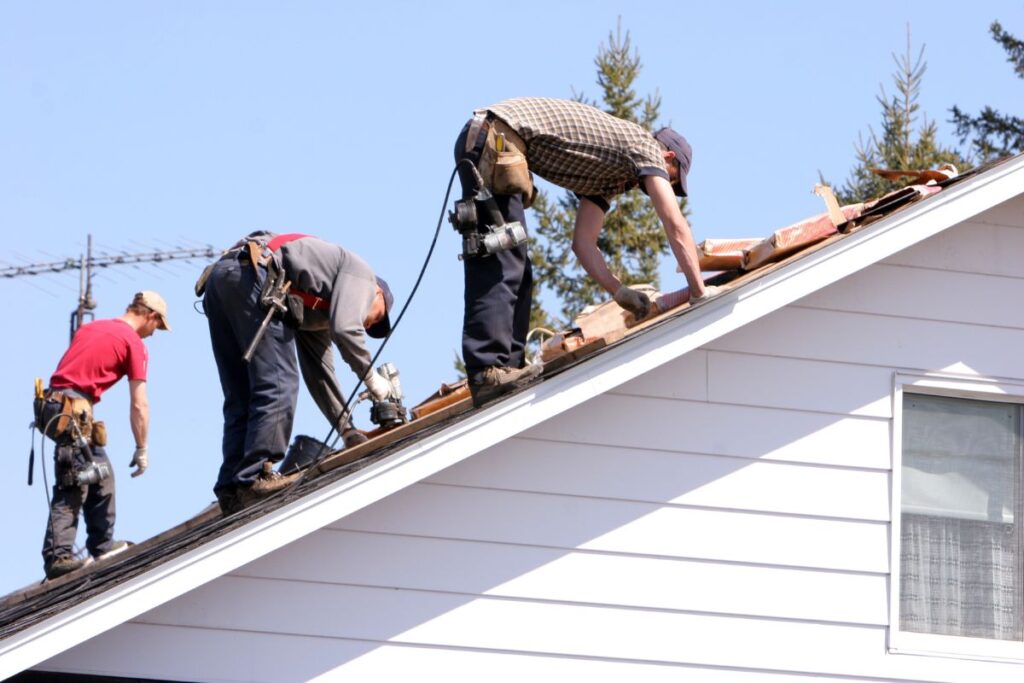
[[890, 371, 1024, 662]]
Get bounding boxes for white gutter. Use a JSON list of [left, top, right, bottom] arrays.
[[2, 155, 1022, 678]]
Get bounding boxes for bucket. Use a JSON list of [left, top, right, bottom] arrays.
[[280, 434, 330, 474]]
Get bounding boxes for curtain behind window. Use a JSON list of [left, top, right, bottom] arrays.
[[900, 394, 1023, 641]]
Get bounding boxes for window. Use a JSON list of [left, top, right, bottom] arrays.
[[892, 376, 1024, 660]]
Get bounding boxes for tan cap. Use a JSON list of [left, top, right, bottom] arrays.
[[132, 290, 171, 331]]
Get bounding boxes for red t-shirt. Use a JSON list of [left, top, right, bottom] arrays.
[[50, 319, 148, 403]]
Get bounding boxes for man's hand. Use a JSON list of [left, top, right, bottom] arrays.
[[614, 286, 652, 319], [129, 446, 148, 478], [363, 369, 392, 402]]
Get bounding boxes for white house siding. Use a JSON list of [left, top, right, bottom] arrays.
[[42, 196, 1024, 681]]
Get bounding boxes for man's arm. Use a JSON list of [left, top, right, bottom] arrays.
[[128, 379, 149, 447], [571, 198, 620, 295], [295, 329, 352, 431], [643, 174, 706, 297], [128, 379, 150, 477]]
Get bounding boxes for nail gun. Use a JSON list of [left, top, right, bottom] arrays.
[[359, 362, 408, 430]]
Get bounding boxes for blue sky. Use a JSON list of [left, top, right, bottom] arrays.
[[1, 1, 1021, 594]]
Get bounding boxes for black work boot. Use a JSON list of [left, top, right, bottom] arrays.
[[215, 486, 242, 516], [469, 364, 543, 408]]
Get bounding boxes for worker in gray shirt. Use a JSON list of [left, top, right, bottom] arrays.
[[203, 231, 393, 514]]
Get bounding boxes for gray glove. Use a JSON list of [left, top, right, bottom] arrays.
[[614, 285, 652, 319], [129, 446, 148, 478], [689, 284, 722, 305], [363, 369, 392, 402]]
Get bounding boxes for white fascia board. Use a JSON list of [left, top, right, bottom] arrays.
[[3, 156, 1022, 678]]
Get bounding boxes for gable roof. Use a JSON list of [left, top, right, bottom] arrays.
[[2, 154, 1023, 678]]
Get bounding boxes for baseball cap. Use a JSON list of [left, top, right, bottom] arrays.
[[654, 127, 692, 197], [133, 290, 171, 331], [365, 277, 394, 339]]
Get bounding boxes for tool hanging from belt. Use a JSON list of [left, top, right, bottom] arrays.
[[240, 233, 337, 363], [450, 115, 530, 261]]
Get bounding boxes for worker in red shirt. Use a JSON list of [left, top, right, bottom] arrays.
[[36, 291, 170, 580]]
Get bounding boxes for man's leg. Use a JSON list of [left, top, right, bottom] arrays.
[[454, 120, 541, 405], [240, 302, 299, 482], [82, 447, 116, 558], [455, 121, 527, 372], [509, 242, 534, 370], [205, 257, 256, 513], [205, 252, 298, 495], [42, 478, 84, 576]]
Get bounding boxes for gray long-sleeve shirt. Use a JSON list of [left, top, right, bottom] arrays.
[[272, 236, 378, 429]]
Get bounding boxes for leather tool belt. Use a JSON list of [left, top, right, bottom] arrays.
[[37, 389, 95, 444], [466, 111, 536, 208]]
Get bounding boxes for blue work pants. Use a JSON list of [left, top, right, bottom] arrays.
[[204, 255, 299, 492], [454, 119, 534, 376]]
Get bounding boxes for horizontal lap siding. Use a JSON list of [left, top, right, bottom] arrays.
[[429, 438, 891, 520], [72, 580, 1019, 683], [41, 623, 889, 683], [51, 200, 1024, 681]]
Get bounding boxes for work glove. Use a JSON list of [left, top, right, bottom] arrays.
[[689, 284, 722, 305], [129, 446, 148, 478], [363, 369, 392, 402], [613, 285, 652, 319]]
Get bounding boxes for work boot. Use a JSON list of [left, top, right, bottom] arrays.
[[342, 428, 369, 448], [96, 540, 131, 561], [469, 364, 543, 408], [215, 486, 243, 516], [237, 462, 301, 509], [44, 556, 86, 580]]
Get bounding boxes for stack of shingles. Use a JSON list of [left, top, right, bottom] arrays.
[[698, 173, 951, 275], [540, 171, 955, 363]]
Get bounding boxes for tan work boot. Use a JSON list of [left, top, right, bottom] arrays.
[[342, 428, 369, 448], [45, 556, 86, 580], [237, 461, 301, 509], [469, 364, 543, 407]]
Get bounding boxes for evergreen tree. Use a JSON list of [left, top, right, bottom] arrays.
[[529, 22, 683, 327], [950, 21, 1024, 161], [837, 31, 967, 204]]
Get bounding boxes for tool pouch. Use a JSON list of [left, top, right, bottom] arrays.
[[479, 121, 535, 208], [91, 421, 108, 447], [194, 262, 215, 297]]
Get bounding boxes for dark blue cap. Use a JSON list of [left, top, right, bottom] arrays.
[[365, 276, 394, 339], [654, 127, 692, 197]]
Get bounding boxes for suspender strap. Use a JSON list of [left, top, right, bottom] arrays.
[[465, 111, 489, 154], [266, 233, 310, 252], [291, 290, 329, 311]]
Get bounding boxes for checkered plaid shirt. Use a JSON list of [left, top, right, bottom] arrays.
[[483, 97, 669, 202]]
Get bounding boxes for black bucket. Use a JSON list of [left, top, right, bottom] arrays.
[[280, 434, 331, 474]]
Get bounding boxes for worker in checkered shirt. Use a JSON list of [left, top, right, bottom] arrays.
[[454, 96, 714, 406]]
